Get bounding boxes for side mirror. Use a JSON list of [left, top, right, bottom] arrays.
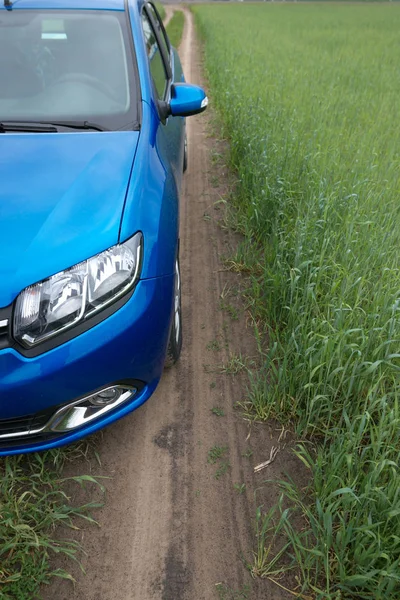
[[169, 83, 208, 117]]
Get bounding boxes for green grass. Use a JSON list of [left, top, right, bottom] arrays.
[[215, 461, 230, 480], [218, 353, 250, 375], [207, 445, 228, 465], [211, 407, 225, 417], [207, 446, 230, 480], [155, 1, 166, 21], [234, 482, 246, 495], [215, 582, 251, 600], [207, 339, 222, 352], [166, 10, 184, 49], [241, 448, 253, 459], [0, 445, 102, 599], [219, 299, 239, 321], [194, 4, 400, 599]]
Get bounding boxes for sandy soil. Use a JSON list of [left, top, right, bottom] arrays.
[[42, 10, 302, 600]]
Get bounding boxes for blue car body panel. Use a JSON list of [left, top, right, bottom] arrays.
[[0, 0, 198, 454], [0, 276, 173, 414], [0, 274, 173, 456], [121, 2, 185, 267], [0, 132, 139, 306]]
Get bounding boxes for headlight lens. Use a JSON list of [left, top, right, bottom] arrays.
[[14, 233, 142, 348]]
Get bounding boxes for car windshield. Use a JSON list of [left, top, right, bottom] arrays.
[[0, 10, 139, 131]]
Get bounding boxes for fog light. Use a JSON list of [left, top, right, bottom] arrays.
[[90, 387, 121, 406], [44, 385, 137, 433]]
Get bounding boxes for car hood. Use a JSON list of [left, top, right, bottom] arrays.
[[0, 131, 139, 307]]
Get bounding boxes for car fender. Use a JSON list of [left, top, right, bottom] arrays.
[[119, 100, 179, 279]]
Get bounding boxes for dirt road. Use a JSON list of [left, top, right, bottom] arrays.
[[44, 10, 297, 600], [163, 5, 174, 27]]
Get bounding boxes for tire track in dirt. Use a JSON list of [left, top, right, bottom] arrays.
[[42, 9, 299, 600]]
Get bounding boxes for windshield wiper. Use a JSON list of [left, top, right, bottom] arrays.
[[0, 121, 107, 133], [47, 121, 108, 132], [0, 122, 58, 133]]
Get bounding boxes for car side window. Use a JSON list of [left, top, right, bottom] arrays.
[[147, 3, 170, 60], [141, 9, 168, 100]]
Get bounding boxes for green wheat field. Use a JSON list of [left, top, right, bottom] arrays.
[[194, 4, 400, 599]]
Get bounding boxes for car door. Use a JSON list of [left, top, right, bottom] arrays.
[[141, 4, 184, 184]]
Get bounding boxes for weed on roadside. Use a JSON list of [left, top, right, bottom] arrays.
[[211, 407, 225, 417], [208, 446, 230, 480], [0, 444, 103, 599], [215, 582, 251, 599], [207, 339, 222, 352], [211, 150, 224, 165], [207, 446, 228, 464], [234, 483, 246, 495], [219, 285, 240, 322], [241, 448, 253, 459], [215, 461, 230, 480], [218, 353, 249, 375], [210, 174, 220, 188], [219, 300, 239, 321]]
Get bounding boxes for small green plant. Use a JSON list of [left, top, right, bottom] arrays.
[[215, 582, 251, 599], [207, 339, 222, 352], [211, 174, 220, 188], [234, 482, 246, 495], [210, 381, 216, 389], [208, 447, 230, 479], [241, 448, 253, 459], [218, 353, 247, 375], [215, 583, 227, 600], [211, 150, 223, 165], [207, 445, 228, 464], [211, 406, 224, 417], [219, 300, 238, 321], [215, 461, 230, 480]]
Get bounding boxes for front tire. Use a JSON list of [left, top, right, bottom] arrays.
[[165, 256, 182, 367]]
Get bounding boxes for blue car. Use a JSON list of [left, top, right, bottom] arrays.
[[0, 0, 207, 454]]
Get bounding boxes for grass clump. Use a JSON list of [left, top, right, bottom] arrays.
[[207, 445, 228, 465], [208, 446, 230, 480], [166, 10, 184, 49], [215, 582, 250, 599], [211, 407, 225, 417], [194, 3, 400, 598], [215, 461, 230, 480], [0, 445, 102, 599]]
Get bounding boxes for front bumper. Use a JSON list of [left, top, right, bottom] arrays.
[[0, 274, 174, 455]]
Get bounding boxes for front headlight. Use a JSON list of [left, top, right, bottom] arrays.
[[14, 233, 142, 348]]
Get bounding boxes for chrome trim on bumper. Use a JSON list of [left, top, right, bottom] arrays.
[[0, 385, 137, 440]]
